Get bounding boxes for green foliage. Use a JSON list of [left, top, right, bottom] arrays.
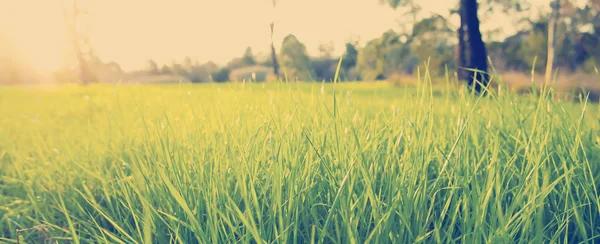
[[582, 57, 599, 73], [357, 30, 404, 80], [342, 42, 358, 72], [478, 2, 600, 74], [279, 34, 314, 81], [212, 67, 230, 82], [356, 23, 455, 80], [242, 47, 256, 66], [227, 47, 258, 71], [409, 15, 455, 76], [498, 32, 528, 70], [0, 80, 598, 243], [523, 29, 549, 72], [311, 58, 337, 81]]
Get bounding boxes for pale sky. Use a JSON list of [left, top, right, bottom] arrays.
[[0, 0, 575, 72]]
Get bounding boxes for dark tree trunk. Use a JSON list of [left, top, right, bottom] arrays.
[[270, 22, 280, 77], [458, 0, 489, 93]]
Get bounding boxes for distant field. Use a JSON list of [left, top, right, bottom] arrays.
[[1, 81, 599, 243]]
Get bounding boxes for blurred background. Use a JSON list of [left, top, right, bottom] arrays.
[[0, 0, 598, 90]]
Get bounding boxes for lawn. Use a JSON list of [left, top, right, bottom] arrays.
[[1, 80, 599, 243]]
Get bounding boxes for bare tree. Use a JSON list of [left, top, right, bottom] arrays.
[[63, 0, 96, 85]]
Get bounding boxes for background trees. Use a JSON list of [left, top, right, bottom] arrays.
[[63, 0, 97, 85], [381, 0, 491, 92], [279, 34, 314, 81], [1, 0, 599, 85]]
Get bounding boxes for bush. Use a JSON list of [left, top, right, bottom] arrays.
[[212, 68, 231, 82]]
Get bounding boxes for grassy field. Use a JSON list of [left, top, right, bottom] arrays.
[[1, 80, 599, 243]]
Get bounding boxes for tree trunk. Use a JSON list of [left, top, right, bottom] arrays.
[[457, 27, 468, 81], [68, 0, 94, 85], [458, 0, 489, 93], [545, 0, 560, 84], [270, 22, 280, 77], [75, 44, 92, 85]]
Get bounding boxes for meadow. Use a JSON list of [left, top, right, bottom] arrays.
[[0, 77, 599, 243]]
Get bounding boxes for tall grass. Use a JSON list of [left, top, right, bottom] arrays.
[[0, 71, 599, 243]]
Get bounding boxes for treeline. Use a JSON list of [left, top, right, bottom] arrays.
[[1, 2, 598, 85], [136, 2, 599, 83]]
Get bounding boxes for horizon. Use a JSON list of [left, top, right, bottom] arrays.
[[0, 0, 575, 73]]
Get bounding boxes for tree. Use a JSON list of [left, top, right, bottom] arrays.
[[212, 68, 230, 82], [226, 58, 246, 70], [458, 0, 489, 93], [279, 34, 314, 81], [146, 59, 159, 75], [63, 0, 97, 85], [270, 0, 280, 78], [356, 30, 416, 80], [183, 56, 194, 71], [160, 65, 172, 75], [270, 22, 280, 78], [106, 62, 123, 74], [242, 47, 256, 66], [179, 60, 217, 83], [311, 59, 337, 82], [410, 14, 456, 76], [500, 31, 530, 71], [468, 0, 598, 73], [382, 0, 501, 93], [312, 42, 338, 81], [318, 42, 335, 59], [545, 0, 561, 83], [170, 61, 188, 77], [227, 47, 257, 70], [341, 41, 360, 80], [342, 42, 359, 71]]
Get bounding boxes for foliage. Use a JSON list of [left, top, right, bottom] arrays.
[[311, 58, 337, 82], [243, 47, 256, 66], [146, 59, 159, 75], [2, 0, 600, 85], [212, 67, 231, 82], [357, 30, 401, 80], [341, 42, 358, 72], [279, 34, 314, 81], [487, 4, 600, 74], [409, 15, 456, 76]]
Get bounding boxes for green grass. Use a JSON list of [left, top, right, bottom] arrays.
[[0, 77, 599, 243]]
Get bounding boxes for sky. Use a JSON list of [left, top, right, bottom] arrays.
[[0, 0, 576, 72]]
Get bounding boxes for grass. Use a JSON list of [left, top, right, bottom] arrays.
[[0, 73, 599, 243]]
